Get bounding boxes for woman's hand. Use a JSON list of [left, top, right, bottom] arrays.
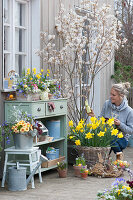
[[114, 119, 120, 126], [87, 109, 95, 117]]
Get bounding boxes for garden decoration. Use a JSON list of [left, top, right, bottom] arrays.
[[97, 177, 133, 200], [8, 155, 48, 191], [73, 156, 87, 177], [57, 161, 67, 178], [16, 68, 61, 100], [68, 117, 123, 170]]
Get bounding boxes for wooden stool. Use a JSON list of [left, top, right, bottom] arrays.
[[1, 146, 42, 189]]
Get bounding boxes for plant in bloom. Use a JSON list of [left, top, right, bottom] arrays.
[[75, 156, 86, 167], [57, 161, 67, 170], [80, 166, 90, 175], [37, 0, 123, 124], [97, 178, 133, 200], [0, 107, 37, 148], [113, 160, 130, 170], [68, 117, 123, 147]]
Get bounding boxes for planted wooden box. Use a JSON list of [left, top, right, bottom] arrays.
[[41, 156, 65, 168]]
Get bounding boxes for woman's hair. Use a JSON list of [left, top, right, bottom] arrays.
[[112, 82, 131, 97]]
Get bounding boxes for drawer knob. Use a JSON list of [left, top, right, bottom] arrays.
[[60, 105, 63, 109], [37, 107, 41, 112]]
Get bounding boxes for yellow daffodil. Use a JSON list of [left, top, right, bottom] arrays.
[[100, 116, 106, 124], [69, 120, 73, 127], [107, 118, 114, 126], [79, 119, 84, 124], [47, 69, 50, 73], [85, 132, 93, 139], [97, 131, 105, 137], [111, 128, 118, 136], [117, 132, 124, 138], [90, 117, 97, 124], [75, 140, 81, 146], [36, 74, 41, 79], [24, 85, 27, 88], [69, 136, 73, 139], [41, 69, 44, 72]]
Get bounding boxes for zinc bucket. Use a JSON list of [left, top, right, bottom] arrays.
[[45, 120, 60, 139], [8, 166, 27, 191]]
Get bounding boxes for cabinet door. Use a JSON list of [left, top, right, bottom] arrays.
[[45, 101, 67, 116]]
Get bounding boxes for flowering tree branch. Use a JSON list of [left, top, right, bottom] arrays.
[[37, 0, 122, 124]]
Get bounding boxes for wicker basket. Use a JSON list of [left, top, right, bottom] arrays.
[[76, 146, 111, 168]]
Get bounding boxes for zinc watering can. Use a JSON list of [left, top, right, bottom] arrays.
[[8, 155, 48, 191]]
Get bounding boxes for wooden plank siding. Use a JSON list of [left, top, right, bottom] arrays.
[[128, 88, 133, 108], [40, 0, 114, 111]]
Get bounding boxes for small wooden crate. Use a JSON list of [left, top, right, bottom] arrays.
[[41, 156, 65, 168]]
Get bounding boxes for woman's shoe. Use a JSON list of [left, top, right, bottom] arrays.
[[116, 152, 124, 160]]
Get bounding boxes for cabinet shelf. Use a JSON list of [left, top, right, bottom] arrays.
[[4, 99, 67, 173], [33, 137, 65, 146]]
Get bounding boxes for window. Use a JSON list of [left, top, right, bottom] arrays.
[[3, 0, 40, 83]]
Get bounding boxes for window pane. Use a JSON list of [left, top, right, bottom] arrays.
[[4, 0, 10, 23], [15, 28, 26, 52], [15, 55, 26, 76], [4, 26, 10, 51], [4, 54, 10, 77], [15, 2, 26, 26]]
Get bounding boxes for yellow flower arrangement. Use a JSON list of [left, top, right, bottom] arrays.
[[11, 120, 33, 133], [68, 117, 123, 147]]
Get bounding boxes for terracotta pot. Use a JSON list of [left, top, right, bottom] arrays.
[[81, 172, 88, 179], [73, 165, 87, 177], [57, 169, 67, 178]]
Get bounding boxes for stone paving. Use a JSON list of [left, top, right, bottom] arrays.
[[0, 147, 133, 200]]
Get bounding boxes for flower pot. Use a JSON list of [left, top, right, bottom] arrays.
[[81, 172, 88, 179], [57, 169, 67, 178], [13, 134, 33, 149], [40, 91, 49, 100], [73, 165, 87, 177], [16, 92, 40, 101]]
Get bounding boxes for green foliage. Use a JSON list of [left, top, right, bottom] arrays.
[[75, 156, 86, 166], [111, 61, 133, 86], [57, 161, 67, 170]]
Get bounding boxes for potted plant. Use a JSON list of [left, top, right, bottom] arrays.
[[0, 108, 37, 150], [97, 178, 133, 199], [16, 68, 61, 101], [73, 156, 87, 177], [68, 117, 123, 168], [80, 167, 90, 179], [57, 161, 67, 178]]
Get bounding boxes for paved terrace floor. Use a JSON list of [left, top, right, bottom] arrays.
[[0, 147, 133, 200]]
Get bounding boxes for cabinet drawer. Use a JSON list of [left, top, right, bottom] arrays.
[[45, 101, 67, 116], [32, 103, 45, 118]]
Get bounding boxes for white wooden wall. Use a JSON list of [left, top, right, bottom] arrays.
[[40, 0, 114, 112]]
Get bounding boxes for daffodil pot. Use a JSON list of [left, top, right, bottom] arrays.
[[73, 165, 87, 177], [76, 146, 111, 168], [57, 169, 67, 178], [16, 92, 32, 101], [80, 172, 88, 179], [13, 133, 33, 149]]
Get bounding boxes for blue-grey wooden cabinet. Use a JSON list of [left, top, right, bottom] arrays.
[[4, 98, 67, 172]]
